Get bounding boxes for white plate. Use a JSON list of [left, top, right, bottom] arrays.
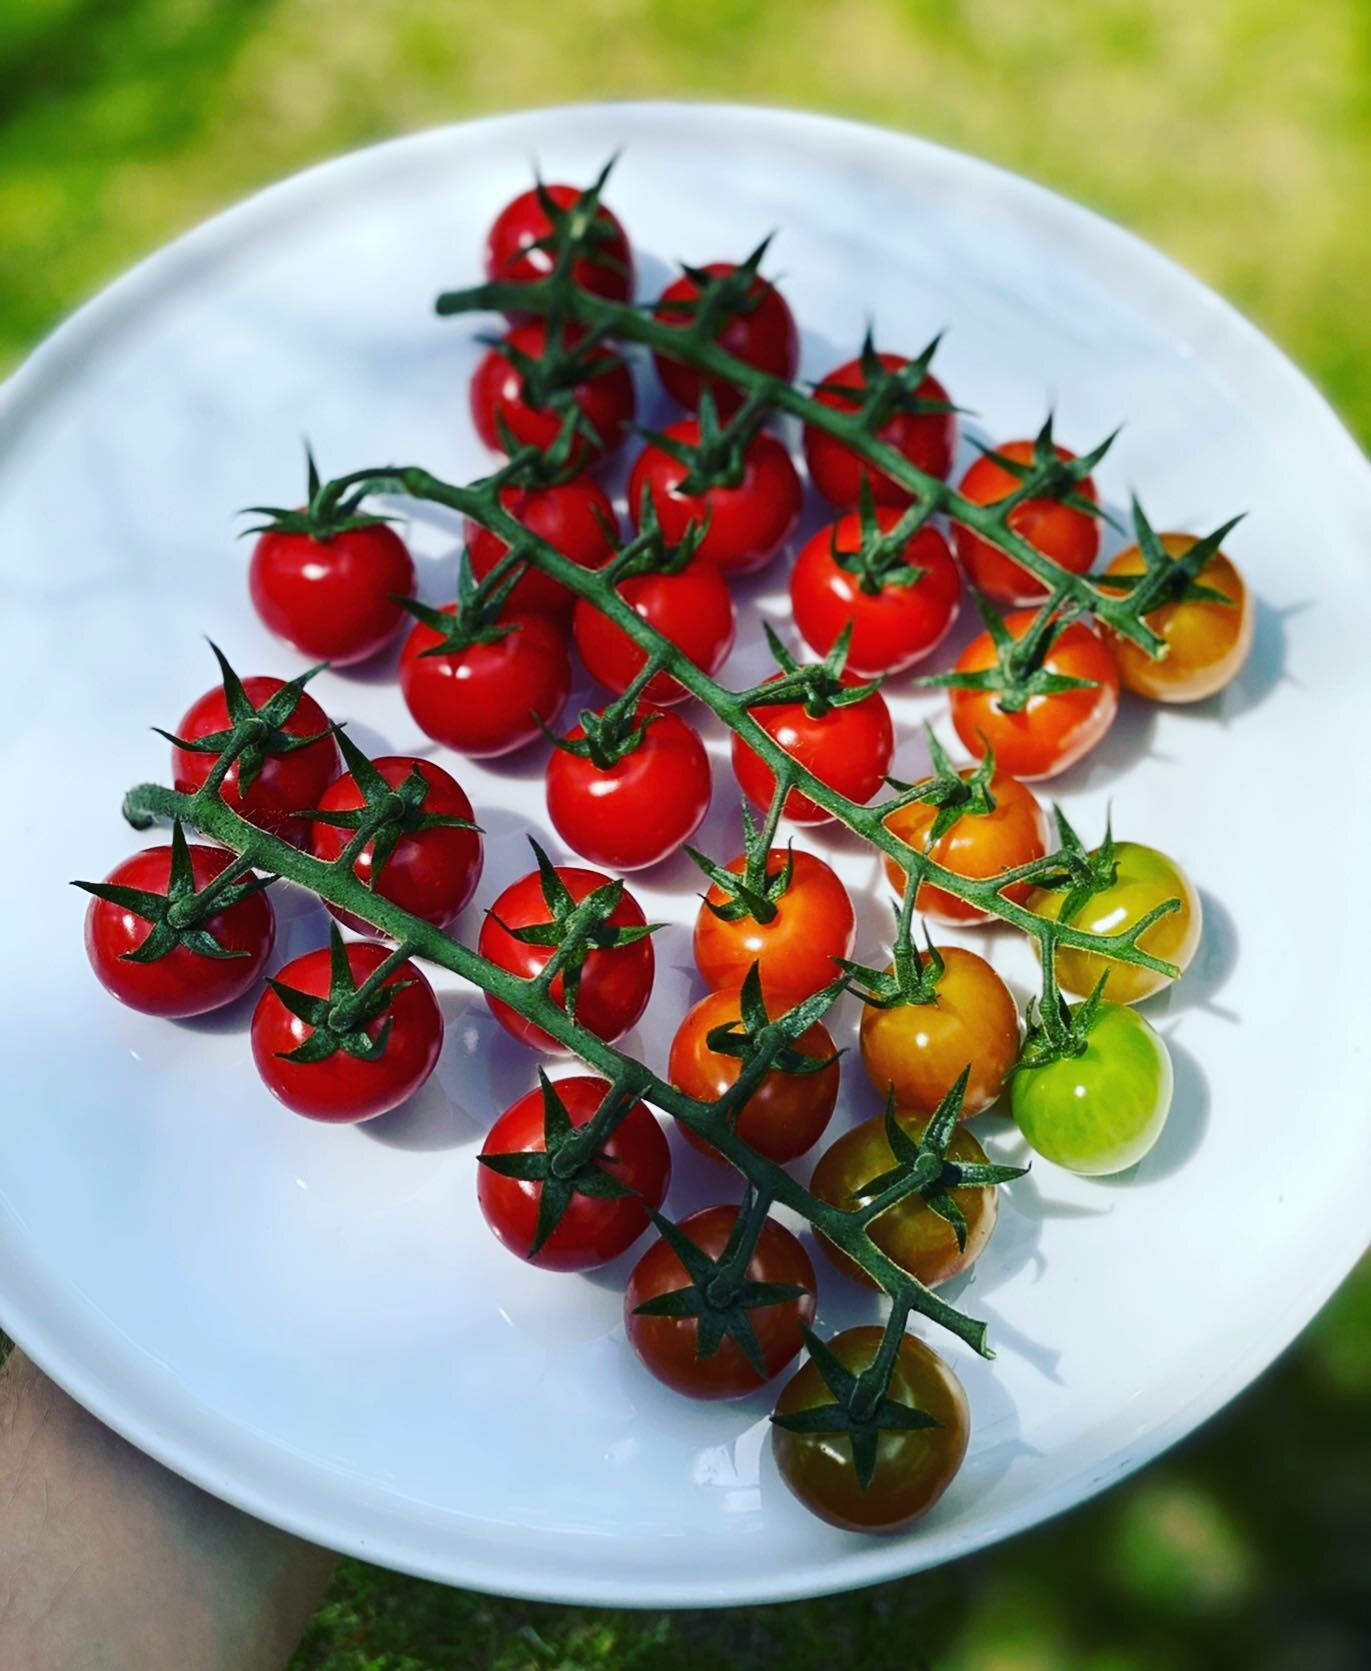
[[1, 103, 1368, 1608]]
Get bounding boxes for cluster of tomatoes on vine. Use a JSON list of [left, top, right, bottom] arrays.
[[79, 167, 1254, 1533]]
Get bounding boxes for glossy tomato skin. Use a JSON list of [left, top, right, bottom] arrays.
[[84, 845, 275, 1018], [731, 675, 894, 825], [1104, 535, 1254, 702], [625, 1206, 816, 1400], [478, 867, 654, 1052], [1030, 842, 1201, 1005], [859, 947, 1020, 1117], [668, 987, 839, 1165], [477, 1076, 669, 1272], [171, 676, 339, 849], [790, 514, 961, 676], [772, 1326, 970, 1533], [249, 522, 414, 666], [1012, 1002, 1173, 1175], [948, 613, 1119, 781], [652, 263, 798, 414], [484, 183, 634, 309], [399, 606, 570, 757], [546, 707, 712, 871], [309, 757, 482, 933], [465, 479, 619, 622], [251, 941, 442, 1122], [811, 1110, 1000, 1289], [804, 355, 956, 509], [469, 321, 635, 467], [882, 768, 1050, 924], [954, 440, 1099, 606], [627, 421, 802, 577], [694, 848, 855, 1003], [572, 560, 735, 707]]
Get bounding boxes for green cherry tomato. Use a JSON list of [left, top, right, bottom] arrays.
[[1012, 1002, 1173, 1175], [1029, 842, 1202, 1004]]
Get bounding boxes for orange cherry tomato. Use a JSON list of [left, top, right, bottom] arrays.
[[1103, 534, 1254, 702], [693, 848, 855, 1002], [954, 439, 1099, 606]]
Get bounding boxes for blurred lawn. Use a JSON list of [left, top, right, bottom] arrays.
[[2, 2, 1367, 1666]]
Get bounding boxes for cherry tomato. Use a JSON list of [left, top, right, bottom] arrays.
[[81, 842, 274, 1018], [1012, 1001, 1173, 1174], [309, 756, 482, 933], [1029, 842, 1201, 1004], [652, 263, 798, 414], [477, 1075, 669, 1272], [772, 1326, 969, 1532], [694, 848, 855, 1003], [1103, 534, 1254, 702], [469, 321, 635, 467], [731, 675, 894, 826], [627, 420, 802, 578], [625, 1206, 816, 1400], [572, 559, 735, 707], [546, 707, 712, 871], [171, 675, 339, 849], [882, 768, 1050, 924], [248, 520, 413, 667], [484, 183, 634, 308], [399, 606, 570, 757], [668, 987, 839, 1165], [465, 479, 618, 622], [251, 939, 443, 1122], [790, 514, 961, 676], [953, 440, 1099, 606], [811, 1109, 1001, 1289], [947, 613, 1119, 781], [859, 947, 1020, 1117], [478, 866, 654, 1052], [804, 353, 956, 509]]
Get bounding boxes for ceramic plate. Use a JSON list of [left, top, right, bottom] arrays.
[[1, 103, 1367, 1607]]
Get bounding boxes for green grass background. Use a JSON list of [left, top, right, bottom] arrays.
[[2, 2, 1366, 1665]]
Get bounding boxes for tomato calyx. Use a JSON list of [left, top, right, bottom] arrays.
[[266, 923, 417, 1063], [545, 657, 665, 769], [770, 1314, 940, 1489], [971, 414, 1117, 527], [477, 1070, 646, 1256], [1095, 498, 1245, 619], [304, 731, 480, 883], [636, 385, 775, 494], [481, 314, 627, 451], [157, 642, 336, 796], [741, 622, 883, 722], [922, 590, 1098, 715], [398, 549, 530, 653], [812, 329, 957, 437], [703, 963, 843, 1084], [241, 444, 397, 542], [687, 790, 794, 926], [73, 819, 275, 964], [885, 725, 999, 845], [519, 159, 630, 291], [1029, 803, 1128, 927], [490, 840, 661, 1019], [826, 478, 941, 597], [657, 237, 775, 341], [632, 1187, 809, 1375], [606, 484, 708, 583]]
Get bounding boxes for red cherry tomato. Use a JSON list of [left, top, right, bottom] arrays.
[[399, 606, 570, 757], [469, 321, 635, 467], [477, 1076, 669, 1272], [478, 865, 654, 1051], [546, 707, 712, 871], [465, 479, 618, 622], [248, 521, 413, 667], [652, 263, 798, 414], [948, 613, 1119, 780], [171, 675, 339, 849], [625, 1206, 817, 1400], [693, 848, 855, 1003], [309, 756, 482, 932], [804, 353, 956, 508], [82, 842, 275, 1018], [251, 940, 443, 1122], [790, 514, 961, 676], [572, 560, 735, 707], [626, 420, 802, 578], [731, 675, 894, 825], [954, 440, 1099, 606], [484, 183, 634, 308]]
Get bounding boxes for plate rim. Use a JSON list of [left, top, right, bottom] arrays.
[[2, 98, 1368, 1608]]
